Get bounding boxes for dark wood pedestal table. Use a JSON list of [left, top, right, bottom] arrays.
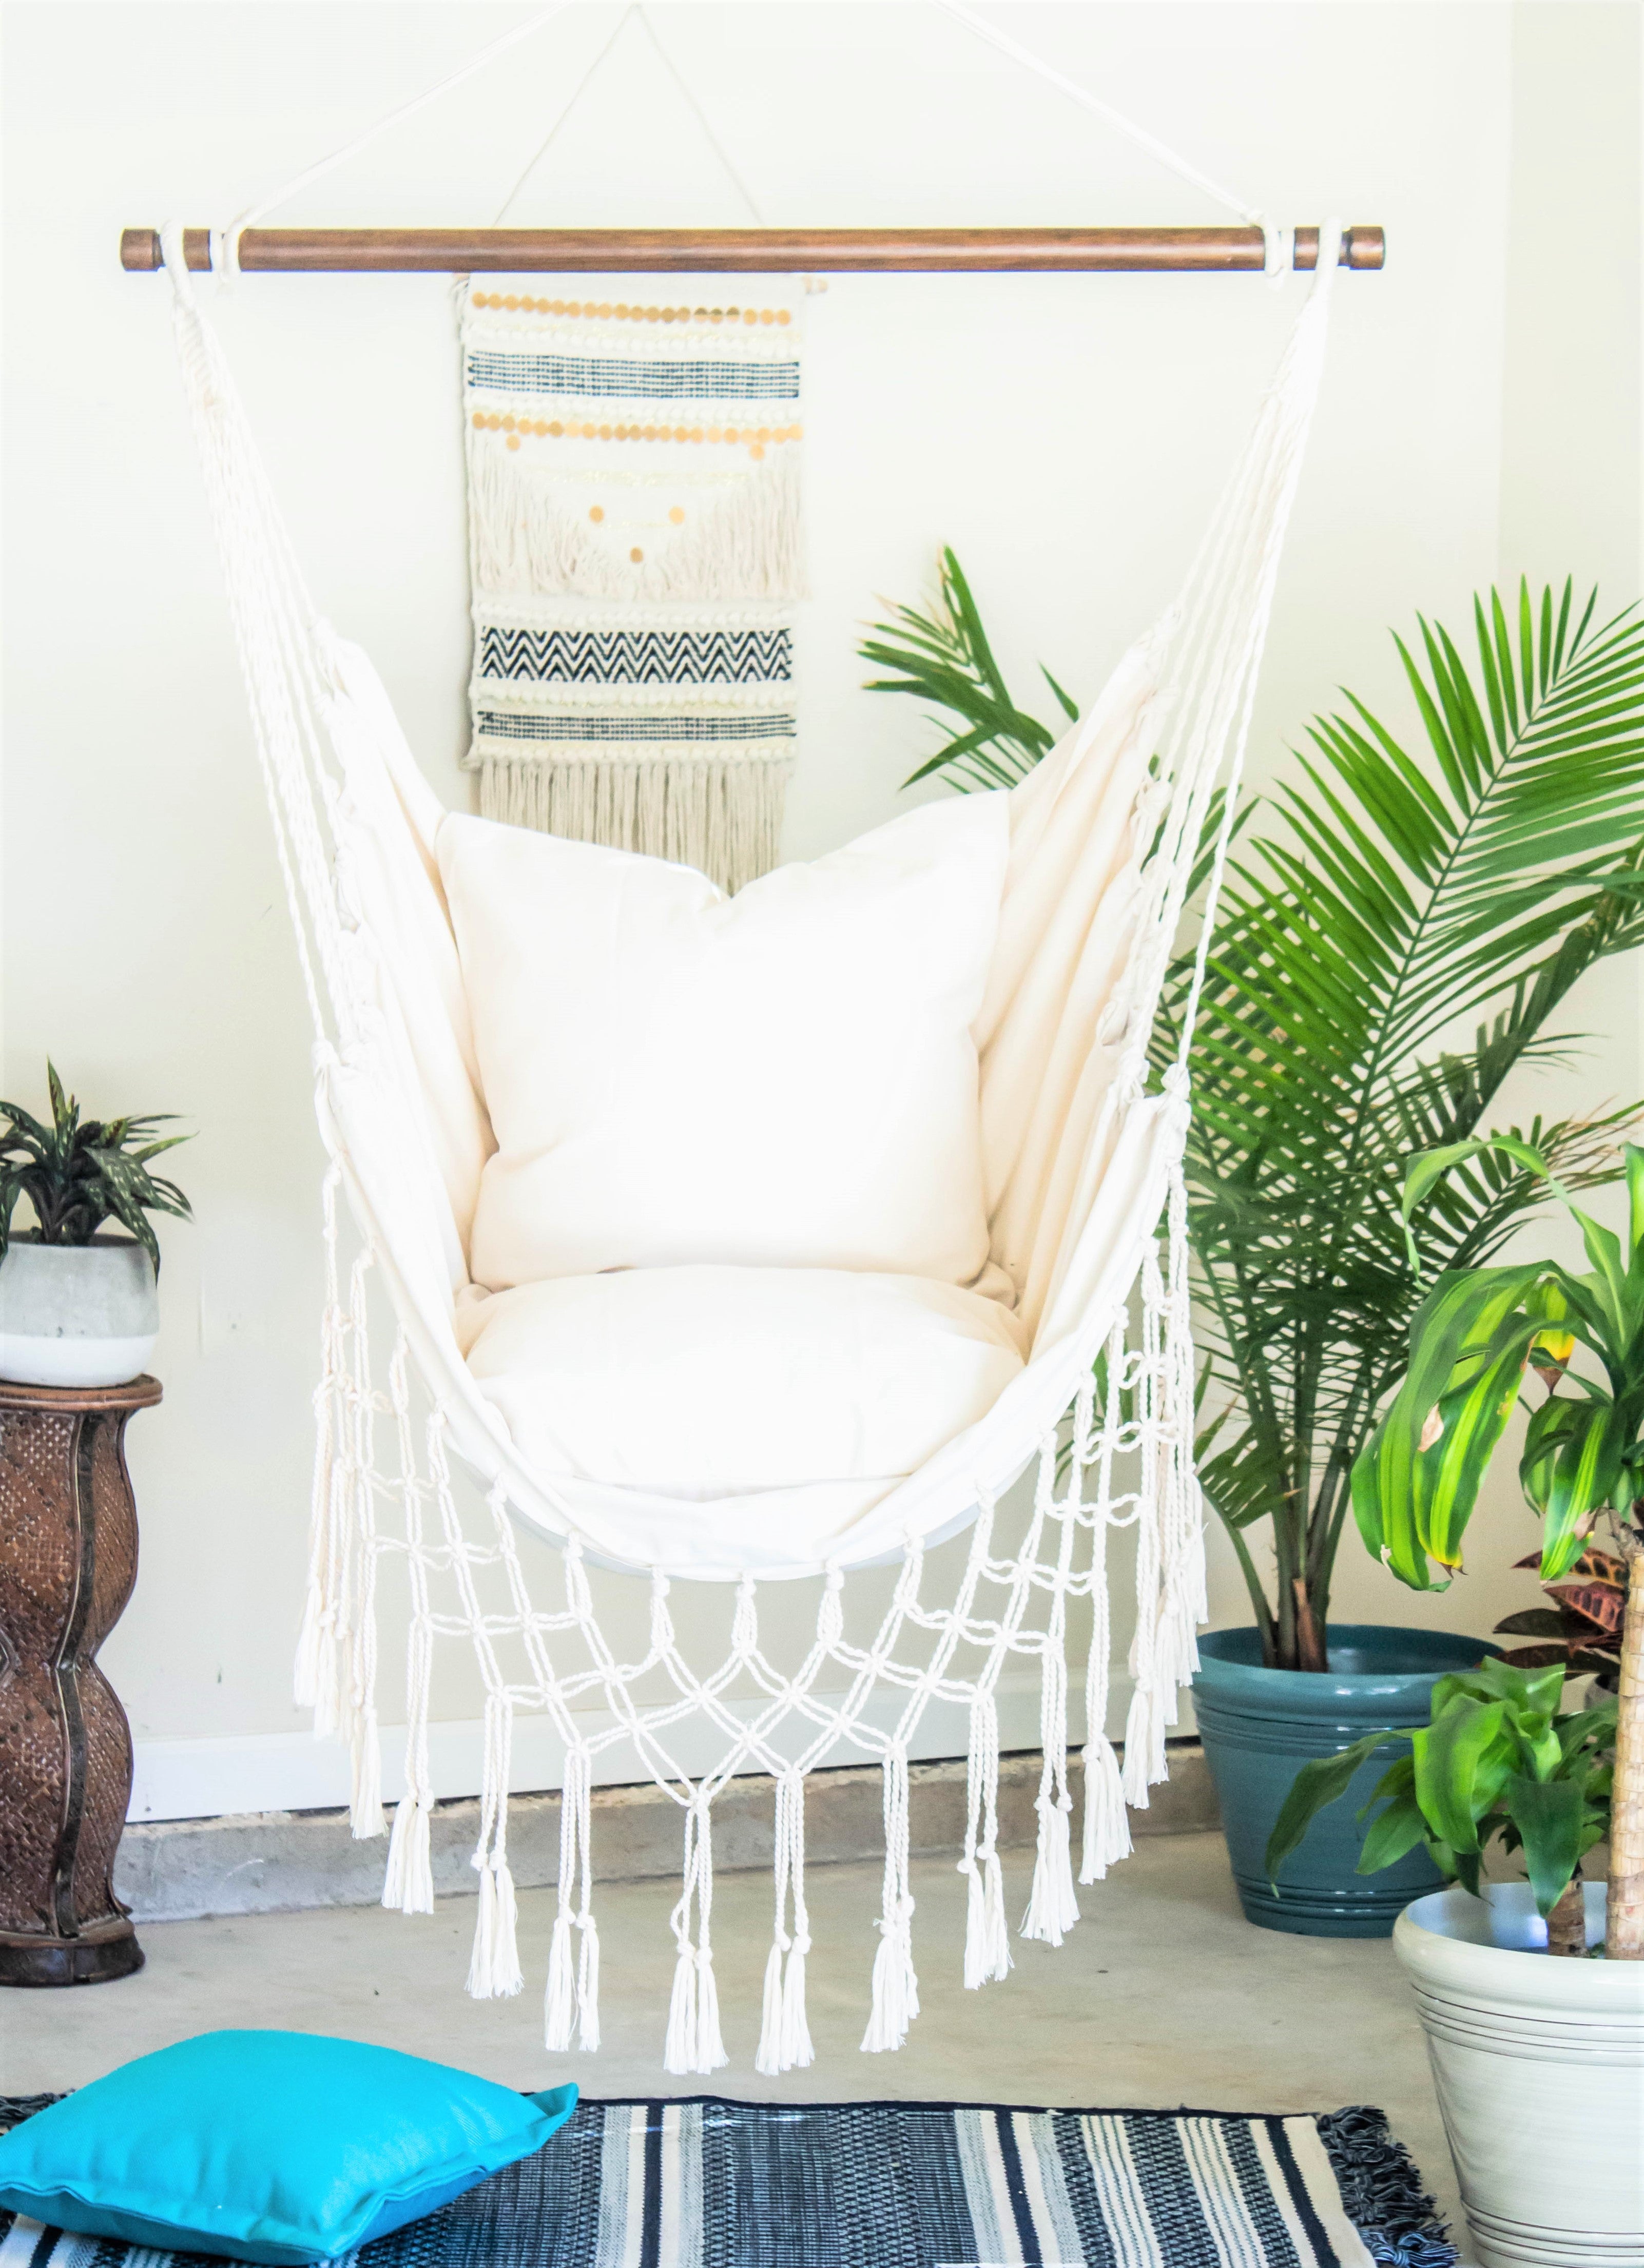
[[0, 1373, 159, 1985]]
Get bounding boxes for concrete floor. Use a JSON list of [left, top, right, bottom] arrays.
[[0, 1834, 1468, 2262]]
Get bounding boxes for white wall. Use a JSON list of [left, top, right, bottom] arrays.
[[2, 1, 1638, 1819]]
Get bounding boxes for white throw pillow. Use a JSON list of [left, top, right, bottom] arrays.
[[457, 1265, 1027, 1499], [439, 796, 1010, 1289]]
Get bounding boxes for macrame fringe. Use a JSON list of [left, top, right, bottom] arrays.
[[544, 1744, 601, 2052], [350, 1712, 385, 1840], [862, 1751, 919, 2052], [960, 1690, 1011, 1990], [756, 1772, 814, 2076], [1079, 1736, 1132, 1883], [664, 1801, 729, 2077], [1121, 1681, 1169, 1807], [544, 1912, 577, 2052], [1021, 1791, 1080, 1947], [779, 1933, 813, 2069], [467, 1855, 525, 1999], [476, 749, 791, 897], [470, 442, 803, 604], [382, 1794, 435, 1913]]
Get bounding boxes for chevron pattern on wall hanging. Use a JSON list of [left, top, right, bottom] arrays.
[[462, 283, 803, 894]]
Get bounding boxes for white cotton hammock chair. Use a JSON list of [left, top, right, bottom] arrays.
[[154, 8, 1346, 2078]]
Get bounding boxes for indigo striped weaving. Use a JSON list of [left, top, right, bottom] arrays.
[[0, 2097, 1452, 2268]]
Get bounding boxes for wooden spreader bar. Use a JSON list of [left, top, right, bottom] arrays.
[[121, 224, 1385, 276]]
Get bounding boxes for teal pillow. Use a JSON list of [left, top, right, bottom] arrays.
[[0, 2030, 577, 2264]]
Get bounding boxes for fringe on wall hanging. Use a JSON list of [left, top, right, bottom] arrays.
[[461, 281, 803, 894]]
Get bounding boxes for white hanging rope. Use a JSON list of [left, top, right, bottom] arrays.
[[492, 3, 640, 226], [930, 0, 1292, 276], [216, 0, 576, 274], [635, 6, 766, 227]]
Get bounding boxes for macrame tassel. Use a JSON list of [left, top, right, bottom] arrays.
[[757, 1770, 815, 2076], [664, 1798, 727, 2076], [1021, 1571, 1080, 1945], [350, 1713, 385, 1840], [960, 1850, 1011, 1990], [780, 1932, 814, 2070], [756, 1941, 787, 2078], [293, 1593, 330, 1714], [862, 1897, 919, 2053], [544, 1912, 577, 2052], [693, 1950, 728, 2074], [1079, 1736, 1132, 1883], [576, 1913, 601, 2052], [1021, 1791, 1080, 1946], [382, 1795, 434, 1914], [862, 1749, 918, 2053], [960, 1695, 1010, 1989], [1121, 1680, 1168, 1806], [467, 1855, 524, 1999], [664, 1942, 699, 2077]]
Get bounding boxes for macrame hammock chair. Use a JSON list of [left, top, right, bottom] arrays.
[[153, 5, 1347, 2079]]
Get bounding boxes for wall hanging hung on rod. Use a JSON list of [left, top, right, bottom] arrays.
[[122, 224, 1384, 275]]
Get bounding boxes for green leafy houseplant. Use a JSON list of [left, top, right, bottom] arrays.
[[864, 566, 1644, 1671], [1265, 1657, 1615, 1956], [0, 1063, 192, 1271], [1347, 1134, 1644, 1958]]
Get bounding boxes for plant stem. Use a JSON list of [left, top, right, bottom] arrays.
[[1291, 1578, 1327, 1673], [1607, 1528, 1644, 1960], [1546, 1876, 1588, 1957]]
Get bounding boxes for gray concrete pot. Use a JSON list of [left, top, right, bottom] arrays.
[[1395, 1883, 1644, 2267], [0, 1234, 159, 1387]]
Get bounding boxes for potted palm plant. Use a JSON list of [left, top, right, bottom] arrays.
[[0, 1065, 191, 1387], [1267, 1136, 1644, 2263], [865, 565, 1644, 1933]]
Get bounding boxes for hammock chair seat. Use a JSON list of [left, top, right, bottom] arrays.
[[456, 1262, 1029, 1558], [322, 628, 1177, 1577]]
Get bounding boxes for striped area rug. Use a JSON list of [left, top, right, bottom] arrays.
[[0, 2096, 1453, 2268]]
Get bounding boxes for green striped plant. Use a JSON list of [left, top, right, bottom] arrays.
[[865, 569, 1644, 1674], [1352, 1136, 1643, 1958]]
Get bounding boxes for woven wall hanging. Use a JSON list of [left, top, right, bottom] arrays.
[[461, 282, 803, 893]]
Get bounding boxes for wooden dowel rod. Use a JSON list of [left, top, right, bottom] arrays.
[[121, 224, 1384, 276]]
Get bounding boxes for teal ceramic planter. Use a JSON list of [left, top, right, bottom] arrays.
[[1193, 1623, 1497, 1938]]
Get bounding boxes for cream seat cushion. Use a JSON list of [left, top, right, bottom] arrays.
[[456, 1265, 1028, 1511], [437, 796, 1011, 1292]]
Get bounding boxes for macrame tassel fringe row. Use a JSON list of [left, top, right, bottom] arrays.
[[477, 751, 792, 898]]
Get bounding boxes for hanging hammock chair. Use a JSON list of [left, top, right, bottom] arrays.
[[150, 8, 1349, 2078]]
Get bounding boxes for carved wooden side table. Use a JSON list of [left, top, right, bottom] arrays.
[[0, 1374, 159, 1985]]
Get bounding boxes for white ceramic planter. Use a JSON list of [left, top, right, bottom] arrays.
[[0, 1235, 159, 1387], [1394, 1883, 1644, 2268]]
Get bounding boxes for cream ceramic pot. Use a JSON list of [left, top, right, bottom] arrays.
[[1394, 1883, 1644, 2268], [0, 1235, 159, 1387]]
